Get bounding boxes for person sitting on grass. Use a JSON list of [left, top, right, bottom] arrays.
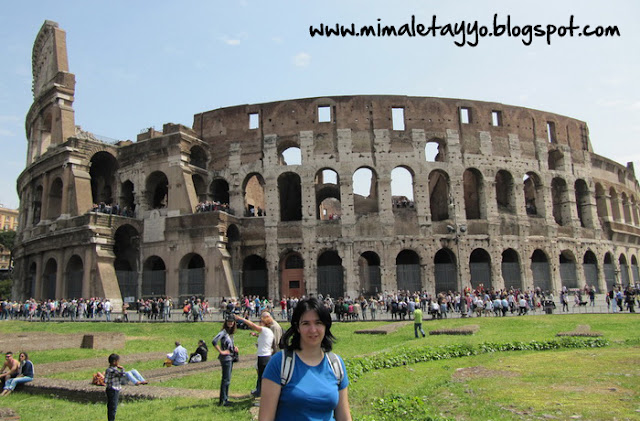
[[189, 340, 208, 363], [0, 352, 19, 390], [0, 352, 33, 396], [164, 341, 188, 366]]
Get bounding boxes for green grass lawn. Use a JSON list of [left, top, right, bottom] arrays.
[[0, 314, 638, 420]]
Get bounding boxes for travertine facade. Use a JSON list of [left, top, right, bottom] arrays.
[[13, 21, 640, 308]]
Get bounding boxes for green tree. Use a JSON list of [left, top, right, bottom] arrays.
[[0, 230, 16, 272]]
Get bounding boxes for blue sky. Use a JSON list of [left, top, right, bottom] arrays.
[[0, 0, 638, 208]]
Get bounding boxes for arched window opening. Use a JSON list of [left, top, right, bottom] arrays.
[[604, 252, 616, 291], [279, 147, 302, 166], [119, 180, 135, 216], [43, 258, 57, 300], [501, 249, 522, 291], [595, 183, 608, 221], [281, 252, 305, 298], [463, 169, 482, 220], [317, 251, 344, 299], [470, 249, 491, 291], [190, 145, 207, 169], [425, 139, 446, 162], [146, 171, 169, 209], [358, 251, 381, 296], [559, 250, 578, 289], [429, 170, 450, 221], [622, 193, 632, 225], [242, 255, 268, 298], [609, 188, 621, 222], [531, 249, 551, 292], [551, 177, 570, 226], [47, 178, 63, 219], [243, 173, 266, 217], [495, 170, 515, 214], [353, 167, 379, 215], [315, 169, 341, 220], [434, 248, 457, 294], [583, 250, 598, 288], [179, 253, 205, 301], [32, 185, 43, 225], [114, 224, 139, 301], [396, 250, 421, 292], [391, 166, 415, 209], [548, 149, 564, 171], [207, 178, 230, 213], [279, 172, 302, 221], [619, 254, 630, 286], [143, 256, 166, 298], [631, 255, 639, 284], [90, 151, 118, 206], [575, 179, 592, 228], [523, 172, 544, 217], [65, 255, 83, 299]]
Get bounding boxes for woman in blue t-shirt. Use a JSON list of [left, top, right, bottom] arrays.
[[259, 297, 352, 421]]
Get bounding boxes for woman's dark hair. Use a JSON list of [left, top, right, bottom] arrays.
[[223, 319, 237, 335], [281, 297, 335, 351], [20, 352, 29, 360]]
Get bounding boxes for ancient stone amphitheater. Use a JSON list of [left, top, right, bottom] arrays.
[[13, 21, 640, 309]]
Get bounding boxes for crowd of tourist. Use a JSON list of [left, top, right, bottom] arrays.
[[90, 202, 135, 217], [1, 283, 637, 324], [195, 201, 231, 214]]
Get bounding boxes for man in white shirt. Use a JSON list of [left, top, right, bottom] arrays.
[[167, 341, 188, 366], [103, 299, 112, 322], [235, 315, 274, 398]]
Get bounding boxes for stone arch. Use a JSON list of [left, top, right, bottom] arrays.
[[548, 149, 564, 170], [391, 166, 415, 209], [242, 255, 268, 298], [145, 171, 169, 209], [279, 146, 302, 166], [621, 193, 632, 224], [32, 184, 43, 224], [559, 250, 578, 289], [583, 250, 598, 288], [317, 250, 344, 299], [358, 251, 381, 296], [210, 178, 230, 205], [353, 167, 379, 215], [65, 255, 83, 299], [551, 177, 571, 226], [114, 224, 140, 301], [42, 257, 57, 300], [631, 255, 639, 285], [470, 248, 491, 290], [396, 249, 421, 292], [531, 249, 551, 292], [280, 252, 304, 298], [574, 179, 592, 228], [434, 248, 457, 294], [315, 168, 341, 220], [119, 180, 135, 215], [142, 255, 166, 297], [90, 151, 118, 205], [619, 254, 630, 286], [179, 253, 205, 301], [495, 169, 516, 214], [47, 177, 63, 219], [501, 248, 522, 291], [243, 173, 266, 217], [524, 172, 544, 217], [425, 137, 446, 162], [192, 174, 207, 203], [278, 172, 302, 221], [189, 145, 208, 169], [429, 169, 450, 221], [463, 168, 483, 220], [595, 183, 608, 220], [609, 187, 621, 222], [603, 252, 616, 291], [27, 262, 37, 298]]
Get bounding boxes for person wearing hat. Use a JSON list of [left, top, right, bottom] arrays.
[[212, 315, 239, 406]]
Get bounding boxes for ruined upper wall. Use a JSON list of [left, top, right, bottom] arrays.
[[193, 95, 591, 170]]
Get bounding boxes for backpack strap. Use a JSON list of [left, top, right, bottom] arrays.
[[280, 349, 295, 386], [325, 352, 344, 385]]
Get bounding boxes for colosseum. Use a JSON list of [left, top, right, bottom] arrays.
[[12, 21, 640, 310]]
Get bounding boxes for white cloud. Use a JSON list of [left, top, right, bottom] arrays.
[[225, 39, 241, 46], [292, 52, 311, 68], [271, 36, 284, 44]]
